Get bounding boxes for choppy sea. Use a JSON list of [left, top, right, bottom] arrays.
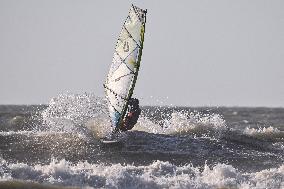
[[0, 93, 283, 189]]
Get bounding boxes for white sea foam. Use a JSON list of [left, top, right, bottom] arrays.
[[0, 131, 35, 136], [0, 130, 85, 138], [135, 110, 227, 138], [0, 157, 283, 189], [244, 126, 280, 135], [244, 126, 284, 141]]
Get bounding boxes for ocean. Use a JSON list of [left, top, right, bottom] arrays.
[[0, 93, 283, 189]]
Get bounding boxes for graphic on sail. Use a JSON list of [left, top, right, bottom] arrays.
[[104, 5, 147, 132]]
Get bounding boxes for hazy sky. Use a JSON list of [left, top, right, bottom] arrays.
[[1, 0, 283, 107]]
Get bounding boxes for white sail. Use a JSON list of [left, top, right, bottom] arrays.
[[104, 5, 147, 131]]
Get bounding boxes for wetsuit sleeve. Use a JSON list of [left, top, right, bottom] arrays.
[[131, 108, 141, 125]]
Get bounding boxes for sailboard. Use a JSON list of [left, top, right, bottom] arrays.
[[104, 4, 147, 134]]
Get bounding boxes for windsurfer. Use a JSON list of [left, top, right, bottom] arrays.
[[120, 98, 141, 131]]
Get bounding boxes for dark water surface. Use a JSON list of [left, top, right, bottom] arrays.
[[0, 94, 283, 188]]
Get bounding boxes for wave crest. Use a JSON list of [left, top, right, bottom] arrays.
[[1, 157, 283, 189], [135, 110, 227, 138], [244, 126, 284, 141]]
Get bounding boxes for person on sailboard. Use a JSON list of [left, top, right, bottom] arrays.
[[120, 98, 141, 131]]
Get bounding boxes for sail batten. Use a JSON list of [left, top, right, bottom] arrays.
[[104, 5, 146, 131]]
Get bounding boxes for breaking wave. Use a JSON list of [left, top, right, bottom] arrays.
[[244, 126, 284, 142], [135, 111, 227, 139], [0, 157, 283, 189]]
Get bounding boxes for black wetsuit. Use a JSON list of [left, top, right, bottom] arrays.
[[120, 98, 141, 131]]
